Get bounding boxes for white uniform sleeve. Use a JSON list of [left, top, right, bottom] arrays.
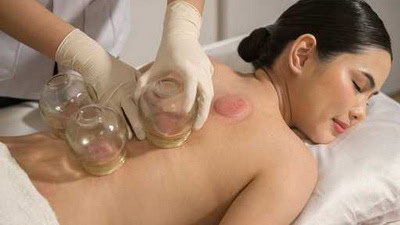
[[0, 0, 131, 99]]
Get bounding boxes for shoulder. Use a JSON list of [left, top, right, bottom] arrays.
[[220, 130, 318, 224], [259, 130, 318, 222], [269, 135, 318, 188], [262, 124, 318, 184], [210, 59, 237, 76]]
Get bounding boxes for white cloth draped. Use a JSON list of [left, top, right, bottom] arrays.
[[0, 142, 59, 225]]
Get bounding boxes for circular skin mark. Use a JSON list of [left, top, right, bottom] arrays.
[[213, 95, 250, 121]]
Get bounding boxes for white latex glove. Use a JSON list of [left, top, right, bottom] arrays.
[[133, 1, 214, 131], [55, 29, 144, 140]]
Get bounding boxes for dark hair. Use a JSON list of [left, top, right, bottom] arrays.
[[238, 0, 393, 69]]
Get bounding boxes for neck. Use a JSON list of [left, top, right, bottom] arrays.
[[258, 67, 292, 126]]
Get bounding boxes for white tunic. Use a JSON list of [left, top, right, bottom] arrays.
[[0, 0, 131, 100]]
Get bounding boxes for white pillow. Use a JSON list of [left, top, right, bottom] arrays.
[[204, 37, 400, 224], [293, 93, 400, 225]]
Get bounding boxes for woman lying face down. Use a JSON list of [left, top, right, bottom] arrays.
[[0, 0, 392, 224]]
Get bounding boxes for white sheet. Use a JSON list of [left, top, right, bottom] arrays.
[[0, 101, 48, 136], [0, 142, 59, 225]]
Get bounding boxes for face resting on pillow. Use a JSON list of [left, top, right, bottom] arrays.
[[287, 46, 391, 144], [238, 0, 393, 144], [254, 37, 391, 144]]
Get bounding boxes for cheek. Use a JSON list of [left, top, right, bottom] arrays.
[[327, 74, 354, 111], [294, 72, 355, 144], [308, 75, 355, 143]]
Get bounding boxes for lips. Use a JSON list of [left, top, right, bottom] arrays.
[[333, 119, 349, 134]]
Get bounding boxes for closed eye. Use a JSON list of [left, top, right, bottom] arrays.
[[352, 81, 361, 92]]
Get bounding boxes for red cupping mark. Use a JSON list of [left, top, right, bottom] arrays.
[[214, 95, 248, 118]]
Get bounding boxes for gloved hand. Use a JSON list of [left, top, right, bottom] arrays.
[[55, 29, 145, 140], [132, 0, 214, 131]]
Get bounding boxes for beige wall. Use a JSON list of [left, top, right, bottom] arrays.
[[366, 0, 400, 95], [120, 0, 218, 67], [120, 0, 400, 95]]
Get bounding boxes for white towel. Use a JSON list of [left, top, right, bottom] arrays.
[[0, 142, 59, 225]]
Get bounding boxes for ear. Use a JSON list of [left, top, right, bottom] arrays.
[[288, 34, 317, 75]]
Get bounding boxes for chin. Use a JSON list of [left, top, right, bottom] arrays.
[[304, 128, 336, 144], [311, 135, 335, 144]]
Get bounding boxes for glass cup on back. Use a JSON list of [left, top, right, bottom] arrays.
[[39, 73, 97, 138], [139, 73, 198, 148], [65, 104, 127, 176]]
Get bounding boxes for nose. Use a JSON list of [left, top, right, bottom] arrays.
[[349, 104, 367, 125]]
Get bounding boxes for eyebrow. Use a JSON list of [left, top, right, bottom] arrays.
[[361, 71, 379, 96]]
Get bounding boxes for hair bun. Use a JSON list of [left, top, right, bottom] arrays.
[[238, 27, 271, 63]]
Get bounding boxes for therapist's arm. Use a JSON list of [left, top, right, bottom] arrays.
[[132, 0, 211, 131], [0, 0, 74, 59], [167, 0, 204, 13], [0, 0, 143, 140]]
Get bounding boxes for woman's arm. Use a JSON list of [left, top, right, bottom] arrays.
[[220, 147, 318, 225], [0, 0, 74, 58]]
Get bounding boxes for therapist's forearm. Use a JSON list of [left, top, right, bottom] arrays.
[[0, 0, 74, 59], [167, 0, 205, 14]]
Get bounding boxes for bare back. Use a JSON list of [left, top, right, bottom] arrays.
[[1, 61, 317, 225]]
